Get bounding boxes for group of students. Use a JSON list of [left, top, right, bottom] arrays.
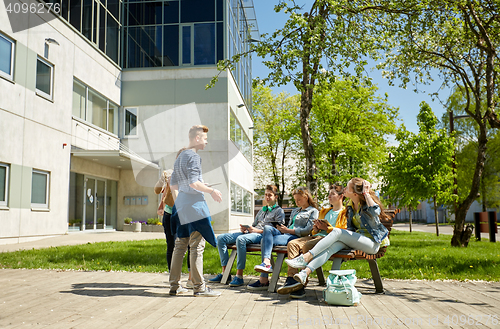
[[155, 124, 390, 298]]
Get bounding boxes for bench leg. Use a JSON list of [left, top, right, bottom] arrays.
[[316, 268, 325, 286], [367, 259, 384, 294], [221, 249, 237, 284], [268, 253, 285, 293]]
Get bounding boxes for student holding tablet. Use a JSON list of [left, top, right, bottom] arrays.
[[209, 185, 285, 288]]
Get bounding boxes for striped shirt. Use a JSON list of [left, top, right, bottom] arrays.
[[170, 149, 203, 195]]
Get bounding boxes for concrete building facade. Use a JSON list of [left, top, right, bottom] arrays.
[[0, 0, 257, 243]]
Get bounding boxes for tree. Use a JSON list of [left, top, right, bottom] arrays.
[[252, 85, 301, 206], [382, 102, 456, 236], [311, 78, 398, 197], [444, 89, 500, 212], [210, 1, 389, 196]]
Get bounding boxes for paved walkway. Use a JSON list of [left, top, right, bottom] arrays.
[[1, 230, 500, 328]]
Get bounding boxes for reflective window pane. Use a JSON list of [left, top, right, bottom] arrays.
[[36, 58, 52, 96], [163, 25, 179, 66], [82, 0, 92, 39], [0, 34, 13, 77], [125, 109, 137, 135], [31, 171, 48, 205], [108, 102, 118, 134], [181, 0, 214, 23], [126, 26, 162, 68], [107, 0, 120, 19], [164, 1, 179, 23], [128, 2, 162, 26], [88, 90, 107, 130], [72, 81, 86, 119], [106, 15, 119, 63], [194, 23, 215, 65], [0, 165, 6, 203], [69, 0, 81, 30], [99, 4, 106, 52], [182, 25, 191, 64], [217, 22, 223, 62]]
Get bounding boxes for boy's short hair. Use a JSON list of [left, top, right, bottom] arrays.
[[189, 125, 209, 140], [265, 184, 279, 195]]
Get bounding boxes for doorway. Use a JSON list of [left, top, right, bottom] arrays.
[[84, 176, 107, 230]]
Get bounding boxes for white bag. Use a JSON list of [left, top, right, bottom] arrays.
[[323, 269, 361, 306]]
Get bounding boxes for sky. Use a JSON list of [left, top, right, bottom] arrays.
[[251, 2, 453, 135]]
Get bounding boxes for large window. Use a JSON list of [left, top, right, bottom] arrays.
[[231, 182, 252, 214], [31, 169, 50, 208], [124, 108, 137, 136], [44, 0, 121, 64], [0, 163, 9, 207], [0, 32, 15, 81], [230, 110, 252, 163], [72, 79, 119, 134], [123, 0, 223, 68], [36, 57, 53, 100]]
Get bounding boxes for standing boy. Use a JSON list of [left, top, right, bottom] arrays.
[[169, 125, 223, 297]]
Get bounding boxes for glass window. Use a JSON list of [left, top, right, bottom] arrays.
[[0, 163, 8, 206], [0, 33, 15, 80], [163, 25, 179, 66], [182, 25, 191, 65], [36, 57, 53, 99], [194, 23, 215, 65], [99, 4, 106, 52], [106, 15, 119, 63], [82, 0, 93, 40], [128, 2, 162, 26], [217, 22, 223, 62], [69, 0, 82, 30], [88, 90, 108, 130], [181, 0, 215, 23], [216, 0, 223, 21], [108, 102, 118, 134], [125, 108, 137, 136], [72, 80, 86, 119], [31, 170, 49, 208], [164, 1, 179, 23], [230, 111, 252, 163], [107, 0, 120, 20], [230, 181, 252, 215], [126, 26, 162, 68]]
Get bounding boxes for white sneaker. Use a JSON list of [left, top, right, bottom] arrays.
[[186, 280, 194, 289], [293, 270, 308, 286], [169, 286, 189, 296], [194, 286, 221, 297], [285, 255, 308, 269]]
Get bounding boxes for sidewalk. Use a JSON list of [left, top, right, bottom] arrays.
[[1, 231, 500, 328], [393, 223, 494, 240]]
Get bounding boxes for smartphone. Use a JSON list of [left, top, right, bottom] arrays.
[[206, 183, 221, 187], [240, 224, 250, 228]]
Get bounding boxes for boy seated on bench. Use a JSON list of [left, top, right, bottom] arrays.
[[209, 185, 285, 287], [249, 186, 318, 290], [277, 183, 347, 298], [285, 178, 390, 294]]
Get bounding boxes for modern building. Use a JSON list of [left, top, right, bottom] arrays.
[[0, 0, 258, 244]]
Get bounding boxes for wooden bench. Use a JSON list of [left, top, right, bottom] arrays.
[[221, 210, 396, 293]]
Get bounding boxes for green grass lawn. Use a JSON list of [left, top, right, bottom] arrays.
[[0, 230, 498, 281]]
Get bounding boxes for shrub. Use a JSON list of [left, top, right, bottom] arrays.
[[124, 217, 132, 224]]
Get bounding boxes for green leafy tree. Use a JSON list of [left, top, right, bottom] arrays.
[[444, 89, 500, 212], [382, 102, 455, 236], [253, 85, 301, 206], [311, 79, 398, 198]]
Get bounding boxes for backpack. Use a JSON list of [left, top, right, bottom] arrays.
[[323, 269, 361, 306]]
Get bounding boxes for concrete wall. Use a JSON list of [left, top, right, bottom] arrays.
[[120, 67, 254, 233], [0, 2, 122, 241]]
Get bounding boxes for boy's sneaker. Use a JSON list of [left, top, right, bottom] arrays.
[[186, 280, 194, 289], [290, 287, 306, 299], [208, 273, 231, 283], [277, 276, 302, 295], [194, 287, 221, 297], [254, 262, 273, 273], [247, 280, 270, 291], [229, 276, 244, 287], [285, 255, 308, 269], [169, 286, 189, 296], [293, 269, 308, 286]]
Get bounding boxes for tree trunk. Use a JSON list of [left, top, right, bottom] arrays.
[[434, 195, 439, 237], [451, 118, 488, 247], [481, 175, 487, 212], [408, 205, 413, 233]]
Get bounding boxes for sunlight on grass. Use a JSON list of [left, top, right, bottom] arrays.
[[0, 230, 498, 281]]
